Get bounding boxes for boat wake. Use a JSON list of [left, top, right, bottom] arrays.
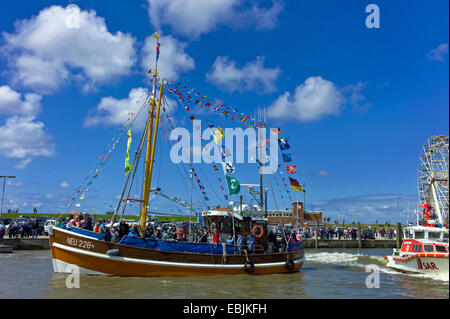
[[305, 251, 449, 282]]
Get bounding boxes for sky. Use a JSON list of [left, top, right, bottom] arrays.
[[0, 0, 448, 224]]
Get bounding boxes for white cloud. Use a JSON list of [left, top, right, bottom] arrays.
[[312, 194, 418, 224], [341, 81, 372, 113], [268, 77, 373, 122], [0, 86, 53, 169], [14, 158, 33, 169], [2, 5, 136, 94], [141, 35, 194, 80], [83, 87, 149, 129], [6, 180, 23, 187], [147, 0, 283, 39], [0, 116, 55, 166], [206, 56, 280, 94], [426, 43, 449, 62], [268, 76, 344, 122], [60, 181, 70, 188], [315, 170, 330, 177], [0, 85, 42, 117]]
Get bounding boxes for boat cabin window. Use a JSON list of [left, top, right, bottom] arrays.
[[414, 231, 425, 239], [444, 233, 449, 241], [435, 245, 446, 253], [427, 231, 441, 240], [423, 245, 434, 252]]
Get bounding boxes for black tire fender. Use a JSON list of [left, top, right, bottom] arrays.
[[244, 261, 255, 273], [285, 259, 295, 271]]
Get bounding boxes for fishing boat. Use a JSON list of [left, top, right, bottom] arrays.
[[385, 135, 449, 275], [48, 33, 305, 277]]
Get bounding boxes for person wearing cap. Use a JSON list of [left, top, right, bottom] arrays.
[[128, 226, 139, 237]]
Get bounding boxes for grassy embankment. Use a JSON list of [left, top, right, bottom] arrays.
[[0, 213, 196, 223]]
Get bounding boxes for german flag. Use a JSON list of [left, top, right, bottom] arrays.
[[288, 177, 303, 191]]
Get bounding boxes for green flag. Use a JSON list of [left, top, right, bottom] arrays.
[[125, 128, 133, 175], [226, 175, 240, 195]]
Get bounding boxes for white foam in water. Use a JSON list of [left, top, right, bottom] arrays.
[[305, 252, 362, 266], [306, 252, 449, 282], [410, 272, 449, 282]]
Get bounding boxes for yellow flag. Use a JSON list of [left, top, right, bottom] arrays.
[[213, 127, 225, 144], [125, 129, 133, 175]]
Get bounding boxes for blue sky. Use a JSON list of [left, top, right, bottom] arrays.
[[0, 0, 448, 224]]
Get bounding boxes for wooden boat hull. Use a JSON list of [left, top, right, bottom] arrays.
[[49, 227, 305, 277]]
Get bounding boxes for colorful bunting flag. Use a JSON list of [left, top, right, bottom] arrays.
[[282, 153, 292, 162], [278, 138, 290, 151], [285, 164, 297, 174], [221, 162, 235, 175]]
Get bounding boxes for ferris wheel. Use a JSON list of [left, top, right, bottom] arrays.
[[417, 135, 449, 227]]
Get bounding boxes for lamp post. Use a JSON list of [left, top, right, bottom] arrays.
[[397, 196, 401, 224], [1, 176, 16, 218], [189, 168, 194, 242]]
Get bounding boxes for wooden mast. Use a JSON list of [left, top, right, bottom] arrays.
[[140, 33, 162, 235]]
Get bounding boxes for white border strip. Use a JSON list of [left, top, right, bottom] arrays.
[[53, 226, 103, 241], [53, 243, 305, 269]]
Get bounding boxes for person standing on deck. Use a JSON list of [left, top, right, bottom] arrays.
[[118, 220, 129, 240], [212, 228, 220, 244], [247, 232, 255, 254], [236, 232, 244, 254]]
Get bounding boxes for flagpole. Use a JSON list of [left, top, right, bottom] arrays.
[[296, 190, 299, 226]]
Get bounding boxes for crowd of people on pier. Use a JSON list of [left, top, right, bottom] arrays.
[[0, 218, 40, 239], [287, 225, 397, 240], [1, 213, 397, 251]]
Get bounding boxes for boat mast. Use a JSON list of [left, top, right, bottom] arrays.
[[140, 33, 163, 235]]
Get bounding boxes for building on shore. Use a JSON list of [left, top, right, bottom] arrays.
[[267, 201, 323, 226], [201, 202, 323, 228]]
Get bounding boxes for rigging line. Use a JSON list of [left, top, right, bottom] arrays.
[[118, 108, 153, 224], [159, 107, 199, 211], [163, 195, 185, 214], [160, 99, 209, 210], [266, 172, 289, 250], [163, 95, 225, 211], [159, 106, 190, 194], [113, 114, 150, 225], [194, 161, 226, 207], [62, 93, 151, 215]]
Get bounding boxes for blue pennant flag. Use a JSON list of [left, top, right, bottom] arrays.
[[282, 153, 292, 162], [278, 138, 290, 151]]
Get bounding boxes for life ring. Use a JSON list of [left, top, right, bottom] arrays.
[[285, 259, 295, 271], [244, 261, 255, 273], [251, 225, 264, 238]]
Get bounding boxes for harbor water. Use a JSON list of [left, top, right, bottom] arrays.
[[0, 248, 447, 299]]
